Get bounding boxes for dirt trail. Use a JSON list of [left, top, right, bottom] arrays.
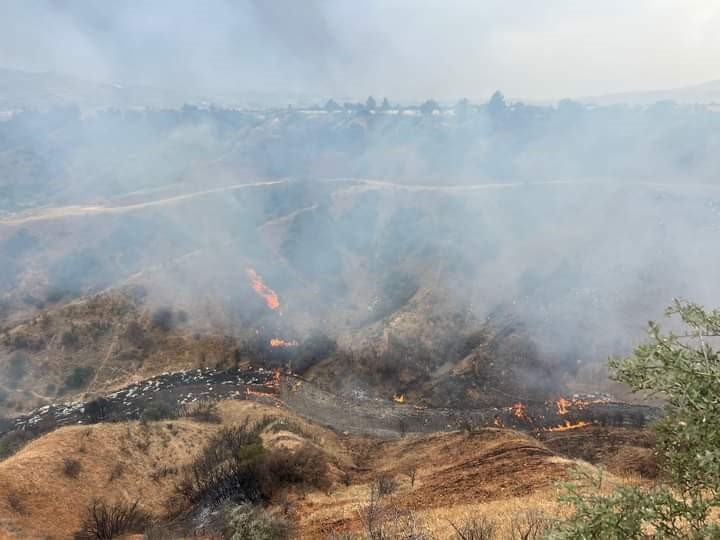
[[2, 177, 703, 227], [0, 180, 289, 226]]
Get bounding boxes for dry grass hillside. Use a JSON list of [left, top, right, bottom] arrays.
[[0, 396, 653, 539], [0, 290, 251, 415]]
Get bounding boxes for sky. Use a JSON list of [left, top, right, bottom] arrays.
[[1, 0, 720, 102]]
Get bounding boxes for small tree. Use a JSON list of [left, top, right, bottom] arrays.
[[553, 300, 720, 538], [419, 99, 439, 115]]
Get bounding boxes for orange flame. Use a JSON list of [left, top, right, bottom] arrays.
[[544, 420, 592, 432], [392, 394, 406, 403], [510, 402, 529, 421], [246, 268, 280, 310], [493, 416, 505, 428], [556, 398, 571, 416], [270, 338, 298, 348]]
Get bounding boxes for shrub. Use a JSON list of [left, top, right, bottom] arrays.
[[261, 444, 331, 494], [223, 503, 290, 540], [151, 307, 174, 331], [61, 329, 80, 347], [6, 489, 26, 515], [85, 397, 114, 423], [177, 419, 328, 508], [0, 429, 36, 460], [178, 399, 221, 423], [450, 516, 496, 540], [140, 402, 177, 423], [5, 352, 28, 381], [63, 458, 82, 478], [509, 510, 552, 539], [553, 300, 720, 538], [123, 320, 149, 349], [64, 367, 94, 390], [74, 499, 150, 540], [177, 421, 268, 506], [374, 473, 398, 497]]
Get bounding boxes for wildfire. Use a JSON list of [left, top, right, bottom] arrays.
[[270, 338, 298, 348], [544, 420, 592, 432], [493, 416, 505, 428], [556, 398, 571, 416], [392, 394, 406, 404], [510, 402, 529, 421], [246, 268, 280, 310]]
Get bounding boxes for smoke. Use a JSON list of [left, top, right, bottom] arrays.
[[2, 1, 720, 101], [3, 3, 720, 404]]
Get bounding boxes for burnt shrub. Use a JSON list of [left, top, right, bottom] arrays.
[[64, 366, 94, 390], [85, 397, 114, 423], [74, 499, 150, 540], [177, 419, 329, 508], [177, 421, 268, 506], [151, 307, 174, 331]]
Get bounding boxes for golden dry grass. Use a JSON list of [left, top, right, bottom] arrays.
[[0, 399, 649, 539], [0, 400, 342, 539]]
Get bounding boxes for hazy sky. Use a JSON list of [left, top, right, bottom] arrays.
[[2, 0, 720, 101]]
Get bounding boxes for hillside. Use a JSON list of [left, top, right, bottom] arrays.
[[582, 78, 720, 106], [0, 397, 654, 539]]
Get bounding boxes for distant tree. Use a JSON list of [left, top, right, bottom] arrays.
[[380, 97, 391, 110], [487, 90, 506, 114], [365, 96, 377, 111], [419, 99, 440, 115], [455, 97, 472, 118], [323, 99, 341, 111]]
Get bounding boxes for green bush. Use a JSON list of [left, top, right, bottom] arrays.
[[553, 300, 720, 539]]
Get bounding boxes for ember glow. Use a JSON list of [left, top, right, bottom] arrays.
[[270, 338, 298, 348], [393, 394, 406, 403], [246, 268, 280, 310], [544, 420, 592, 432]]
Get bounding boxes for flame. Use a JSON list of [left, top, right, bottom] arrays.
[[493, 416, 505, 428], [544, 420, 592, 432], [556, 398, 571, 416], [392, 394, 406, 403], [246, 268, 280, 310], [510, 402, 529, 421], [270, 338, 298, 348]]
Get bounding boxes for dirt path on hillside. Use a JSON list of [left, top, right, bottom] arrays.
[[3, 177, 707, 227], [0, 180, 289, 225]]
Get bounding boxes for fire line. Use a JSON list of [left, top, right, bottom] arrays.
[[246, 268, 280, 310]]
